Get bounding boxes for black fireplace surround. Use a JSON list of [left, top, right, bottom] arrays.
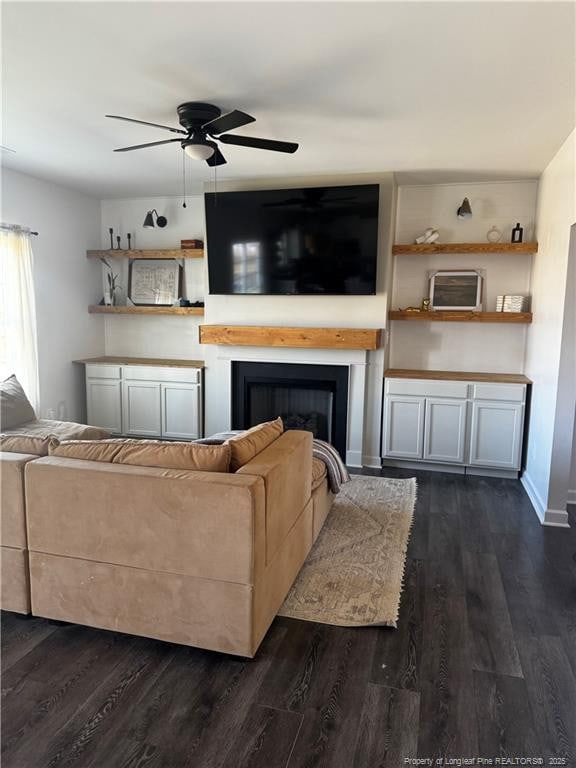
[[231, 361, 349, 459]]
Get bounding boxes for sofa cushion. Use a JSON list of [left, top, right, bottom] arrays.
[[49, 439, 123, 463], [51, 438, 231, 473], [0, 433, 58, 456], [311, 457, 327, 492], [0, 375, 36, 429], [4, 418, 110, 442], [228, 417, 284, 472]]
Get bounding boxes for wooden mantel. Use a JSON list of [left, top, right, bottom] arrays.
[[199, 325, 382, 350]]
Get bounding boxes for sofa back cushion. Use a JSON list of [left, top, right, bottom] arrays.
[[0, 375, 36, 429], [50, 438, 231, 473], [228, 417, 284, 472], [0, 434, 58, 456]]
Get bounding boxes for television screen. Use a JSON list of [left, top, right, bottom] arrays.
[[205, 184, 379, 295]]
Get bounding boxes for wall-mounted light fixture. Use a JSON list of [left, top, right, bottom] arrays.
[[143, 209, 168, 229], [457, 197, 472, 219]]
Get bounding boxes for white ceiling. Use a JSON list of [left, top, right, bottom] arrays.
[[2, 2, 574, 198]]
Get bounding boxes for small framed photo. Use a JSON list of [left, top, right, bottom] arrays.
[[429, 270, 483, 310], [129, 259, 182, 306]]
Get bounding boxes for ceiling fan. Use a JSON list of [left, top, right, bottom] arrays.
[[106, 102, 299, 166]]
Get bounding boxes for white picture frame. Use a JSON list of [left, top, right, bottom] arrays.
[[429, 270, 483, 311], [129, 259, 182, 306]]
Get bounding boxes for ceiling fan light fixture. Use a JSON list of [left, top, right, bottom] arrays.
[[183, 140, 215, 161]]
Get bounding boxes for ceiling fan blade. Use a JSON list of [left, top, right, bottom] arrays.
[[219, 134, 298, 153], [114, 138, 183, 152], [203, 110, 255, 135], [206, 146, 227, 167], [106, 114, 187, 135]]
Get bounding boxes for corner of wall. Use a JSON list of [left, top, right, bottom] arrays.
[[522, 471, 571, 527]]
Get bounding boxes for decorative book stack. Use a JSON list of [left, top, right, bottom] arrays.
[[496, 295, 530, 312]]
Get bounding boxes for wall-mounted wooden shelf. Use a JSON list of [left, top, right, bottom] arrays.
[[389, 310, 532, 324], [75, 356, 205, 368], [87, 249, 203, 260], [199, 325, 382, 350], [88, 305, 204, 316], [392, 242, 537, 255], [384, 368, 531, 384]]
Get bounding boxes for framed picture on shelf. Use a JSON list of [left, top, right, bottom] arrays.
[[429, 270, 483, 311], [128, 259, 182, 306]]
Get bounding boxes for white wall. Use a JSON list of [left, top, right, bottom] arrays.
[[569, 418, 576, 506], [523, 130, 576, 525], [1, 168, 104, 421], [389, 181, 538, 372], [100, 173, 395, 462]]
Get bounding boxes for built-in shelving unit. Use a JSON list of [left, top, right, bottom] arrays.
[[392, 242, 537, 255], [87, 248, 203, 260], [88, 305, 204, 316], [389, 310, 532, 324]]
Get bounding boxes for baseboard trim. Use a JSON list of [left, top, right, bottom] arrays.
[[466, 467, 518, 479], [346, 450, 362, 469], [567, 489, 576, 505], [362, 455, 382, 469], [542, 509, 571, 527], [521, 473, 571, 527], [381, 459, 465, 474]]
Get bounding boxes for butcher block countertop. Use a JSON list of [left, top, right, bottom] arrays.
[[75, 356, 205, 369], [384, 368, 531, 385]]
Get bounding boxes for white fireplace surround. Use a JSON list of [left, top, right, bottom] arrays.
[[208, 345, 378, 467]]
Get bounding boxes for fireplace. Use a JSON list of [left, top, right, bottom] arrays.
[[231, 361, 349, 458]]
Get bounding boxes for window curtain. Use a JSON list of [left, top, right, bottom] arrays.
[[0, 225, 40, 410]]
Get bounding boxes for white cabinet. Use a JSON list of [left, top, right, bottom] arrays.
[[86, 379, 122, 433], [382, 375, 527, 476], [383, 396, 425, 459], [161, 383, 201, 440], [423, 398, 467, 464], [122, 380, 162, 437], [469, 401, 524, 470], [83, 362, 203, 440]]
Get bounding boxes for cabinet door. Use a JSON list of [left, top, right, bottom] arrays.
[[161, 383, 201, 440], [423, 398, 467, 464], [469, 401, 524, 469], [86, 379, 122, 433], [383, 396, 425, 459], [122, 380, 162, 437]]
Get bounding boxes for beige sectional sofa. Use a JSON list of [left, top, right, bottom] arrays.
[[1, 451, 36, 613], [24, 428, 333, 657], [0, 420, 111, 614]]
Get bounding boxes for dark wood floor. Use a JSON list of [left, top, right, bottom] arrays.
[[2, 470, 575, 768]]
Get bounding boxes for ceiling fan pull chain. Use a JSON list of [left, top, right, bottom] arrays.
[[214, 162, 218, 205], [182, 148, 187, 209]]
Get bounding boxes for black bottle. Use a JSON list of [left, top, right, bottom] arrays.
[[511, 223, 523, 243]]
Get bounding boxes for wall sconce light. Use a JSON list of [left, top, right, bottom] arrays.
[[457, 197, 472, 219], [143, 209, 168, 229]]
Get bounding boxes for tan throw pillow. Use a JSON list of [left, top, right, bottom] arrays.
[[0, 375, 36, 429], [228, 417, 284, 472], [50, 438, 231, 473], [0, 434, 59, 456]]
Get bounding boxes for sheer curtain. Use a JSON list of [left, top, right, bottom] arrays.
[[0, 225, 39, 410]]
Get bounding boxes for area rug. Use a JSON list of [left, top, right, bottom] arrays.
[[278, 475, 416, 628]]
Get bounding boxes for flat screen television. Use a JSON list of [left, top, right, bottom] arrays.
[[205, 183, 379, 295]]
